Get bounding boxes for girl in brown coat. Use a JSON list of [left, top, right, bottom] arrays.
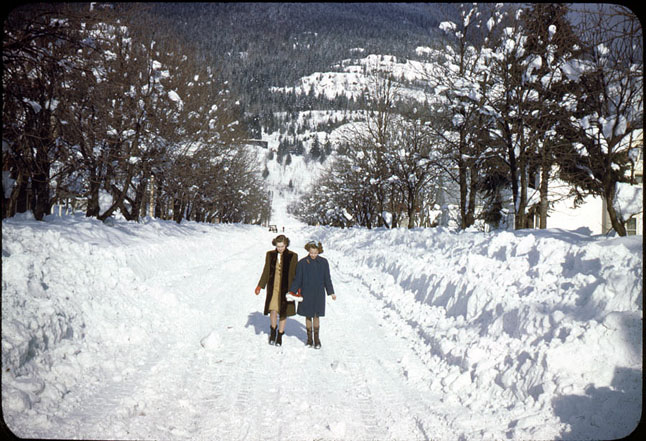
[[255, 235, 298, 346]]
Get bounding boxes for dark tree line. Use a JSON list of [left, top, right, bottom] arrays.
[[146, 3, 460, 134], [3, 3, 270, 224]]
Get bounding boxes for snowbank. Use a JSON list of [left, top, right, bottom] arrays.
[[2, 213, 261, 434], [315, 225, 642, 439]]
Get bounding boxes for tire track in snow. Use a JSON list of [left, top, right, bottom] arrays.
[[49, 228, 267, 440], [49, 225, 459, 440], [188, 228, 289, 441], [327, 295, 408, 438], [342, 357, 383, 438], [325, 248, 454, 440], [174, 346, 240, 440], [127, 229, 268, 440]]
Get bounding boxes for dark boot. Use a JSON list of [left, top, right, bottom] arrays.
[[313, 327, 321, 349], [269, 326, 277, 345], [276, 331, 284, 346], [306, 328, 313, 347]]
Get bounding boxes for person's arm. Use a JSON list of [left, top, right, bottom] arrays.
[[288, 252, 298, 287], [288, 260, 303, 294], [256, 252, 271, 294], [324, 259, 336, 299]]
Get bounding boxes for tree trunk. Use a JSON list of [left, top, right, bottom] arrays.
[[5, 169, 27, 218], [173, 195, 184, 223], [604, 187, 627, 236], [86, 176, 101, 217], [31, 173, 49, 220], [98, 163, 135, 222], [466, 162, 477, 227], [15, 174, 30, 215], [127, 174, 148, 221], [407, 192, 416, 229], [516, 161, 529, 230], [154, 177, 163, 218], [32, 161, 50, 220], [458, 156, 468, 229], [504, 123, 520, 229], [375, 187, 385, 227], [538, 162, 550, 229]]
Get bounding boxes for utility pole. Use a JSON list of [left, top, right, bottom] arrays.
[[148, 175, 155, 218]]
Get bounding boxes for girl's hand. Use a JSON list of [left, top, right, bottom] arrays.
[[255, 286, 261, 295], [331, 294, 337, 300]]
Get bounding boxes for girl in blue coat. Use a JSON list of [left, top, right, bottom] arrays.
[[288, 240, 336, 348]]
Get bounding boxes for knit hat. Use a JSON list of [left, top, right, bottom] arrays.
[[304, 240, 323, 253]]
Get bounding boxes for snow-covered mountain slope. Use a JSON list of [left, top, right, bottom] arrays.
[[270, 52, 434, 102], [2, 209, 641, 440], [256, 50, 439, 200]]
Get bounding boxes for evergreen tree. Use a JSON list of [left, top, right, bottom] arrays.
[[324, 135, 333, 156], [310, 136, 321, 159], [295, 139, 305, 156], [520, 3, 583, 228]]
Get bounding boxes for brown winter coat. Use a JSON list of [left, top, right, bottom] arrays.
[[257, 249, 298, 316]]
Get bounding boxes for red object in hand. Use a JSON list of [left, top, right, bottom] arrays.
[[286, 291, 303, 302], [255, 286, 261, 295]]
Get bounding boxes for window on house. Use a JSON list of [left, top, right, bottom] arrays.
[[626, 217, 637, 236]]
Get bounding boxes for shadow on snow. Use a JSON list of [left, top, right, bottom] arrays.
[[245, 311, 308, 343]]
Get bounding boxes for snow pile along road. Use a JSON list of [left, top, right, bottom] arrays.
[[2, 213, 259, 437], [2, 213, 642, 440], [317, 226, 642, 439]]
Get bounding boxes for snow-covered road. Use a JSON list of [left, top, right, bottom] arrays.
[[62, 225, 459, 440], [2, 204, 642, 440], [3, 219, 457, 440]]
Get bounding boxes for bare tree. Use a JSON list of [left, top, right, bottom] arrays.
[[557, 4, 643, 236], [333, 72, 400, 227], [2, 3, 101, 219], [389, 106, 440, 228], [424, 3, 503, 229], [4, 3, 263, 225]]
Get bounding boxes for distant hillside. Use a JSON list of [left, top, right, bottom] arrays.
[[251, 51, 439, 196], [150, 3, 458, 63], [145, 3, 460, 124], [143, 3, 462, 199]]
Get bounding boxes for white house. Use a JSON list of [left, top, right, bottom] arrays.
[[547, 130, 643, 236]]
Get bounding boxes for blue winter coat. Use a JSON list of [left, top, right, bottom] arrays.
[[289, 255, 335, 317]]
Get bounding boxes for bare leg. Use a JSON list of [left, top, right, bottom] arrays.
[[278, 317, 286, 333], [305, 317, 320, 330], [270, 310, 278, 328]]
